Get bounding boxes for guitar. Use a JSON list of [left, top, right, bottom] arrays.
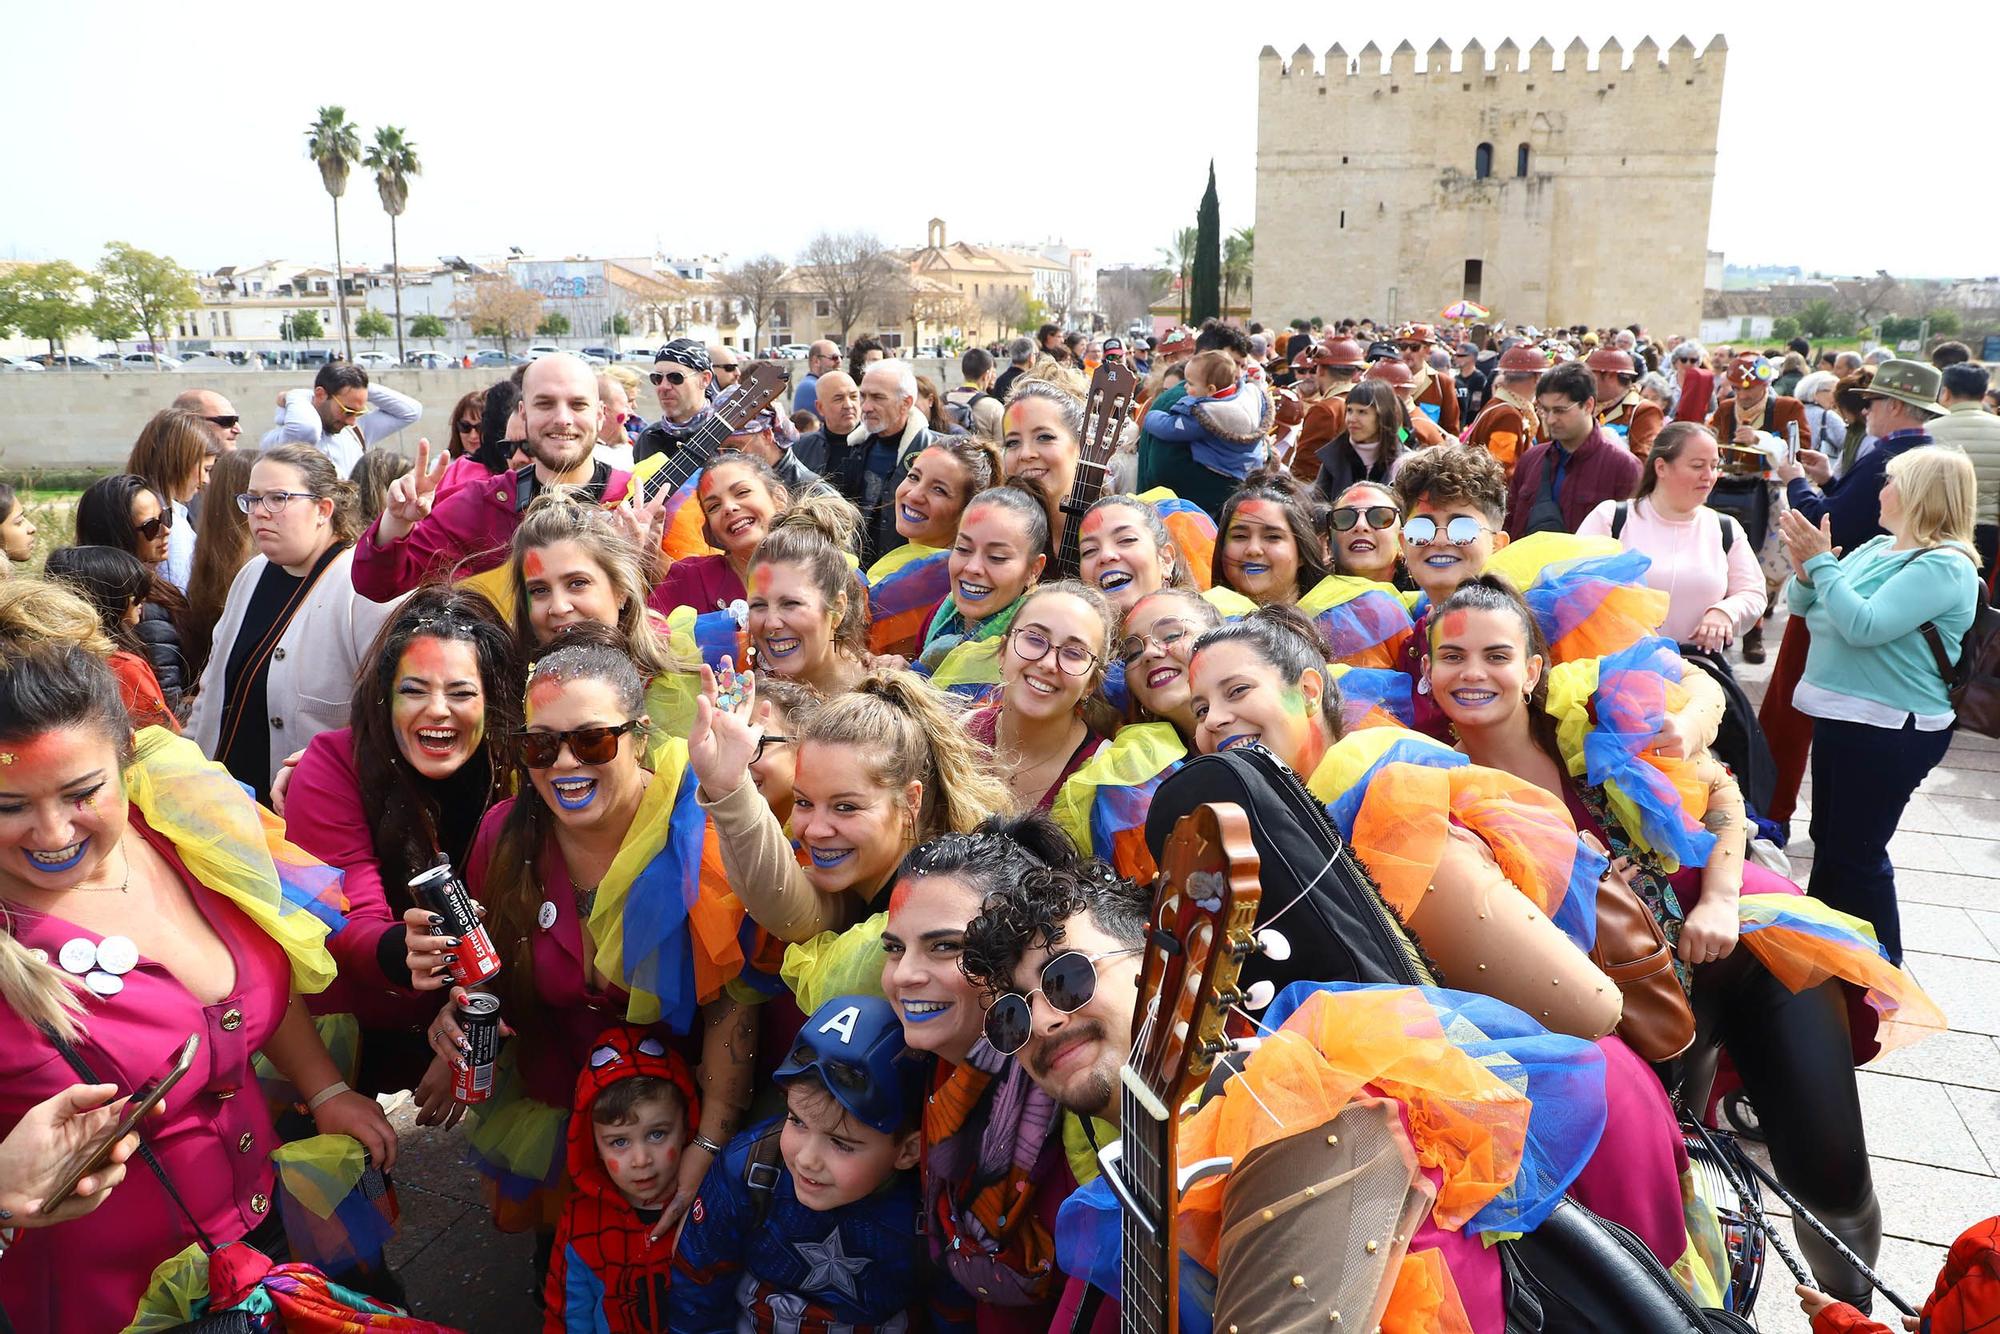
[[1049, 360, 1139, 580], [629, 359, 792, 504], [1100, 801, 1262, 1334]]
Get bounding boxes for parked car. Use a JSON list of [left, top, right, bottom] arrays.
[[353, 351, 396, 367], [620, 348, 655, 363], [579, 346, 618, 363], [0, 354, 45, 372], [472, 350, 523, 368], [524, 344, 562, 359], [771, 343, 812, 359], [296, 350, 334, 368], [25, 353, 103, 370], [123, 352, 186, 371], [404, 351, 451, 369]]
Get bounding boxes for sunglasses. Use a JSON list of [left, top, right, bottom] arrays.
[[753, 733, 791, 763], [650, 369, 696, 386], [1402, 515, 1490, 548], [135, 510, 175, 540], [202, 414, 240, 430], [516, 721, 641, 769], [983, 948, 1143, 1056], [331, 398, 368, 419], [1330, 505, 1400, 533], [1008, 627, 1099, 677], [1115, 617, 1195, 665], [457, 419, 481, 434], [714, 362, 741, 372]]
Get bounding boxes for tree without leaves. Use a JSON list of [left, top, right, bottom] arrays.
[[720, 255, 789, 350], [1190, 162, 1221, 326], [93, 243, 198, 358], [306, 106, 362, 360], [798, 231, 900, 345], [454, 278, 542, 354], [363, 125, 421, 365], [0, 261, 93, 358], [408, 313, 447, 346]]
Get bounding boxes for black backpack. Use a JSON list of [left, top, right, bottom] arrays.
[[1145, 745, 1758, 1332], [1610, 500, 1736, 555]]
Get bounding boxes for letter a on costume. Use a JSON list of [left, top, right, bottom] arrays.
[[818, 1005, 861, 1045]]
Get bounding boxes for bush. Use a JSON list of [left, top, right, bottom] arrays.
[[1771, 316, 1800, 341]]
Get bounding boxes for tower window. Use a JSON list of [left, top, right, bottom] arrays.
[[1474, 143, 1493, 179], [1516, 143, 1531, 177], [1463, 260, 1484, 304]]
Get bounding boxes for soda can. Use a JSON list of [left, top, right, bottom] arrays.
[[410, 862, 501, 987], [452, 991, 501, 1104]]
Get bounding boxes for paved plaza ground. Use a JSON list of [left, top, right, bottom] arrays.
[[379, 608, 2000, 1331]]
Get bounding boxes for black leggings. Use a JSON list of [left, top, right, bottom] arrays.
[[1675, 948, 1880, 1301]]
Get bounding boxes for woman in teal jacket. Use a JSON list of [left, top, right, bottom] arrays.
[[1781, 445, 1982, 962]]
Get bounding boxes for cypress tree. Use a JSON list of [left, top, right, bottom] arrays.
[[1190, 161, 1222, 325]]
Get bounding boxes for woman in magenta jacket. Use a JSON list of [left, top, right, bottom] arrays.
[[283, 586, 522, 1106]]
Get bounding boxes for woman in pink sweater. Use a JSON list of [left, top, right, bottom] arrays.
[[1578, 422, 1767, 651]]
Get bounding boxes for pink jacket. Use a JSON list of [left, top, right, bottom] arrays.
[[645, 552, 745, 618], [0, 816, 290, 1332], [351, 466, 633, 603], [286, 728, 438, 1032]]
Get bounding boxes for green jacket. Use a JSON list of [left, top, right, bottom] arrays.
[[1928, 402, 2000, 528], [1135, 381, 1189, 494]]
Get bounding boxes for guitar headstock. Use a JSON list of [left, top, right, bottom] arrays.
[[1077, 360, 1138, 468], [1127, 802, 1262, 1112], [716, 361, 791, 433]]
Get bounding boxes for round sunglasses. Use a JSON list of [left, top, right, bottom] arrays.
[[516, 721, 641, 769], [1402, 514, 1491, 548], [1330, 504, 1400, 533], [983, 947, 1142, 1055]]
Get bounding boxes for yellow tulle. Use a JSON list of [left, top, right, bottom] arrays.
[[1484, 531, 1623, 592], [466, 1049, 567, 1184], [121, 1243, 210, 1333], [272, 1134, 370, 1221], [781, 914, 889, 1014], [124, 728, 338, 994], [1201, 585, 1258, 618], [457, 560, 515, 623], [1050, 721, 1187, 884], [1545, 657, 1709, 869]]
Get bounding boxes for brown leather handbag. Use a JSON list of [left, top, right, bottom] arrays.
[[1591, 867, 1696, 1062]]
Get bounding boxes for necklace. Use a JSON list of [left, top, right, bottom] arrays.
[[573, 883, 599, 921]]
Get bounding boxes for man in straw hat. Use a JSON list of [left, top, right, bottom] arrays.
[[1757, 358, 1950, 830]]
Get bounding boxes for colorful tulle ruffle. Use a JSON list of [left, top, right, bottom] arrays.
[[272, 1134, 400, 1278], [664, 603, 749, 673], [1484, 532, 1669, 664], [1737, 894, 1948, 1056], [1546, 637, 1716, 872], [126, 728, 344, 994], [1138, 487, 1219, 591], [657, 467, 718, 562], [866, 543, 951, 658], [465, 1051, 569, 1232], [927, 635, 1005, 704], [1301, 574, 1417, 670], [1052, 722, 1188, 884], [1330, 665, 1417, 730], [1308, 729, 1603, 951], [591, 737, 747, 1032], [781, 913, 889, 1018]]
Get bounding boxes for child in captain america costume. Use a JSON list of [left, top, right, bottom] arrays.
[[669, 995, 934, 1334], [544, 1024, 699, 1333]]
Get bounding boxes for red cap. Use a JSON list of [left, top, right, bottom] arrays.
[[1585, 347, 1635, 376], [1311, 336, 1368, 370], [1393, 323, 1439, 347], [1363, 359, 1414, 389], [1498, 343, 1549, 374]]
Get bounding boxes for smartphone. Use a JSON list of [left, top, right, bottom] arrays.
[[40, 1033, 199, 1215]]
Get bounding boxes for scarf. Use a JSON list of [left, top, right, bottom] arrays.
[[921, 1039, 1062, 1305], [917, 590, 1023, 672]]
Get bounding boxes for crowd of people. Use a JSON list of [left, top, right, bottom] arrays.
[[0, 314, 1995, 1334]]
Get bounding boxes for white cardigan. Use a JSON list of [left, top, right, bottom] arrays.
[[188, 546, 405, 792]]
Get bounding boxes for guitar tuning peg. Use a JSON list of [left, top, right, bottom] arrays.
[[1255, 928, 1292, 961], [1244, 979, 1277, 1011], [1226, 1035, 1266, 1055]]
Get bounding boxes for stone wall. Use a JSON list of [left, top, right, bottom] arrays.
[[1254, 36, 1725, 336], [0, 358, 961, 472]]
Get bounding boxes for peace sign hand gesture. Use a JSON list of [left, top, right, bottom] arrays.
[[378, 438, 449, 545]]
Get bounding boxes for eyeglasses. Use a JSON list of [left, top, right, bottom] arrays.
[[1008, 627, 1099, 677], [1402, 515, 1490, 548], [1116, 617, 1195, 665], [983, 948, 1144, 1056], [331, 398, 368, 419], [1330, 505, 1400, 533], [752, 733, 791, 763], [650, 369, 694, 386], [236, 490, 316, 515], [202, 414, 240, 430], [135, 511, 174, 540], [516, 721, 642, 769]]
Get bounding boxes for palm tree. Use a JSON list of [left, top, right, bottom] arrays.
[[364, 126, 421, 365], [1158, 226, 1198, 324], [1223, 226, 1254, 315], [306, 107, 362, 361]]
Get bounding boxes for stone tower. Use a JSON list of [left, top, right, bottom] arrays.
[[1254, 35, 1725, 336]]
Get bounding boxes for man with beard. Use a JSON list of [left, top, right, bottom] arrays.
[[634, 338, 715, 466], [959, 861, 1149, 1135], [260, 360, 421, 476], [1393, 323, 1459, 436], [352, 352, 637, 600]]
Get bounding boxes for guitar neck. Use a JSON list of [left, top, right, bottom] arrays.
[[641, 415, 732, 502], [1050, 460, 1109, 581], [1118, 1076, 1177, 1334]]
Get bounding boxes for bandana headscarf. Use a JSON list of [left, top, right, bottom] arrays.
[[655, 337, 711, 374]]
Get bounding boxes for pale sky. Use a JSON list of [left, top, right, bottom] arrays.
[[2, 2, 1994, 280]]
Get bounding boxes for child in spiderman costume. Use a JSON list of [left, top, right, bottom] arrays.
[[669, 994, 941, 1334], [544, 1024, 698, 1333]]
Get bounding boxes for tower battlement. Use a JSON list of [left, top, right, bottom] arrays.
[[1257, 34, 1725, 82]]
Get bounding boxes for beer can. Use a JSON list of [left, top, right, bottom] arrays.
[[452, 991, 501, 1104], [410, 862, 501, 986]]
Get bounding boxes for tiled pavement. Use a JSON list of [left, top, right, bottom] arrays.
[[381, 611, 1997, 1331]]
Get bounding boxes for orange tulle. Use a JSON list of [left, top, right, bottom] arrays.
[[1548, 581, 1671, 664], [688, 828, 749, 1005], [1382, 1248, 1475, 1334], [1737, 925, 1948, 1056], [1178, 991, 1531, 1271], [1344, 764, 1452, 917]]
